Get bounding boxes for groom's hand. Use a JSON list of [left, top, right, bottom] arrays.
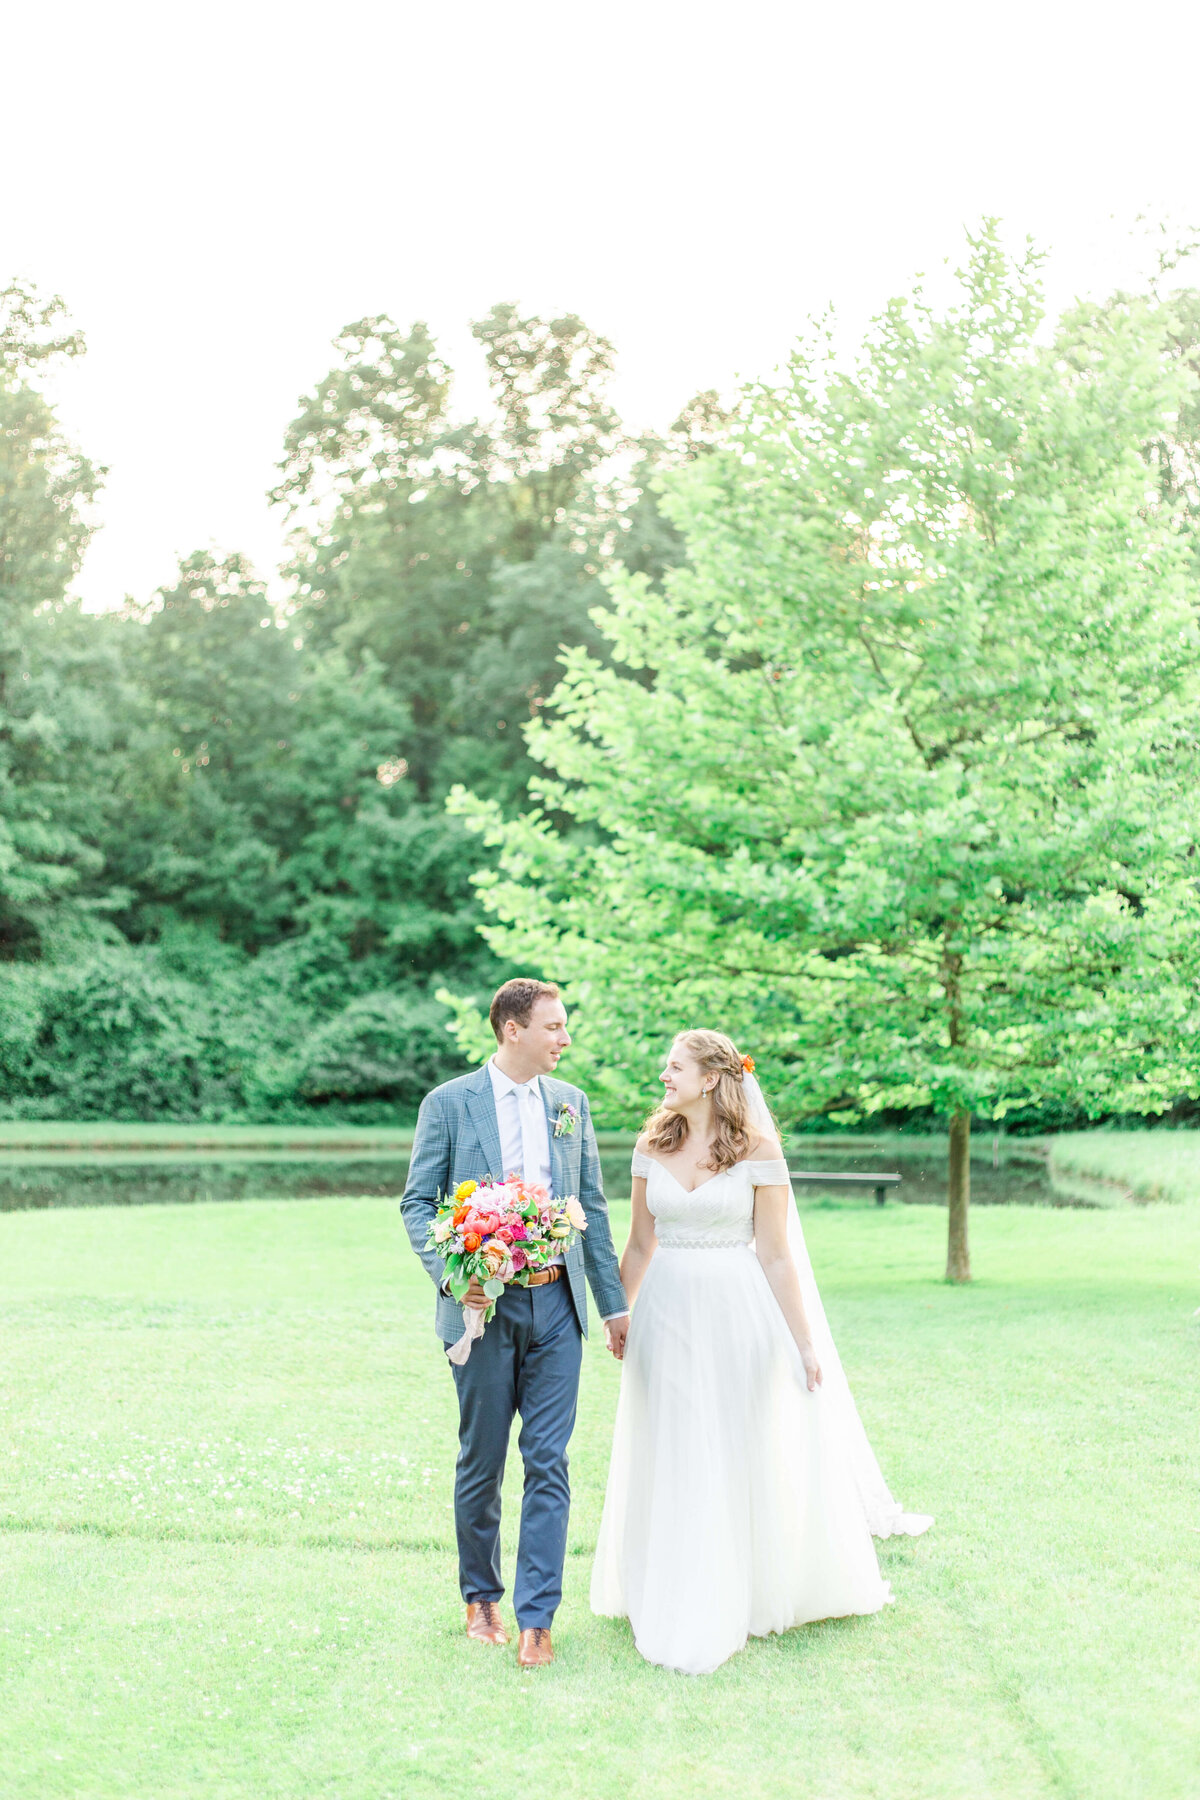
[[604, 1315, 629, 1360], [463, 1276, 490, 1310]]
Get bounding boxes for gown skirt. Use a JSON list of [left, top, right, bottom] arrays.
[[590, 1203, 893, 1674]]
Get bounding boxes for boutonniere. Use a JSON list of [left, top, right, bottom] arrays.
[[553, 1101, 579, 1139]]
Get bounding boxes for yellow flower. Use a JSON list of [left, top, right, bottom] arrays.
[[454, 1180, 478, 1203]]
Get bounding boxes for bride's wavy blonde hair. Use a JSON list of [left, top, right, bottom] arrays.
[[647, 1029, 754, 1173]]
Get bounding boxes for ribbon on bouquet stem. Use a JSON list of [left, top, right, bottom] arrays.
[[446, 1303, 488, 1365]]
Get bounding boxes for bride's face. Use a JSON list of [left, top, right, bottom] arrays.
[[660, 1040, 708, 1111]]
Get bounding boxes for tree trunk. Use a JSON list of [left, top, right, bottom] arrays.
[[946, 1109, 972, 1282]]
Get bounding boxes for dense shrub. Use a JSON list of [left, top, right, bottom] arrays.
[[22, 949, 242, 1119], [0, 947, 469, 1123], [293, 990, 468, 1109]]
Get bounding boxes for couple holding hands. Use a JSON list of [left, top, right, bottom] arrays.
[[400, 978, 930, 1678]]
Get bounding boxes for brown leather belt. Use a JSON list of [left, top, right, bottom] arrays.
[[524, 1267, 562, 1287]]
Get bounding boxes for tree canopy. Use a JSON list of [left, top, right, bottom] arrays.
[[8, 234, 1200, 1181], [450, 228, 1200, 1275], [0, 283, 702, 1119], [0, 279, 104, 960]]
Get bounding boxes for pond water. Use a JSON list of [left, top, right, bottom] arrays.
[[0, 1139, 1073, 1212], [785, 1139, 1066, 1208], [0, 1150, 637, 1213]]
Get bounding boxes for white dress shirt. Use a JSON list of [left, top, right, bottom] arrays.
[[487, 1057, 553, 1192], [487, 1057, 560, 1270], [485, 1057, 627, 1322]]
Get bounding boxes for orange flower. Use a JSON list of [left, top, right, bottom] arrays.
[[453, 1206, 469, 1226], [463, 1232, 481, 1252], [741, 1053, 756, 1074]]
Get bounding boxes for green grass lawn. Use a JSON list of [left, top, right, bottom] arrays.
[[1, 1193, 1198, 1800]]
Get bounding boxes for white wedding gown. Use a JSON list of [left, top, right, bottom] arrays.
[[591, 1151, 925, 1675]]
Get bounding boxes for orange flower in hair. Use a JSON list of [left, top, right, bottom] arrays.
[[741, 1053, 756, 1074]]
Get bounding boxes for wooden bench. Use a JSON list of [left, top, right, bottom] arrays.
[[788, 1169, 902, 1207]]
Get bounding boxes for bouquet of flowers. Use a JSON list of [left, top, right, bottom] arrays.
[[426, 1176, 588, 1364]]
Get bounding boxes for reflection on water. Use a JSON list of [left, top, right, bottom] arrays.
[[0, 1152, 641, 1213], [786, 1140, 1070, 1208], [0, 1159, 409, 1213], [0, 1136, 1081, 1214]]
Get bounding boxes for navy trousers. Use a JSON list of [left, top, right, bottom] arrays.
[[445, 1275, 583, 1630]]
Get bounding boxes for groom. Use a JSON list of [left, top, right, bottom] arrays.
[[400, 978, 628, 1668]]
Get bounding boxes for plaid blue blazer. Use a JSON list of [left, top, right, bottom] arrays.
[[399, 1064, 627, 1341]]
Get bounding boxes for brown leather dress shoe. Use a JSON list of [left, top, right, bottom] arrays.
[[466, 1601, 509, 1645], [517, 1627, 554, 1668]]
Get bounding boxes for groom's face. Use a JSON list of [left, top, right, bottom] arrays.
[[510, 996, 572, 1074]]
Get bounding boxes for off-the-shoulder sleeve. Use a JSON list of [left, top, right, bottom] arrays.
[[745, 1157, 790, 1185], [631, 1149, 655, 1180]]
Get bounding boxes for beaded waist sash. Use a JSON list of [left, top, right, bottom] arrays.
[[657, 1237, 752, 1251]]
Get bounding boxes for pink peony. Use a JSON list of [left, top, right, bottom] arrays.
[[510, 1247, 528, 1271]]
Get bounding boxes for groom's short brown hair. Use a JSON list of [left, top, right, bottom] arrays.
[[489, 978, 561, 1041]]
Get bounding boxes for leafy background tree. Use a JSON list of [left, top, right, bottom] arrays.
[[8, 233, 1200, 1173], [0, 281, 705, 1119], [0, 280, 106, 960], [448, 229, 1200, 1279]]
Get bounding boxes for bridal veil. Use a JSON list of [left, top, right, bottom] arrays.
[[742, 1070, 933, 1539]]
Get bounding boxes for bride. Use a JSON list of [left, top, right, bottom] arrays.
[[590, 1029, 931, 1675]]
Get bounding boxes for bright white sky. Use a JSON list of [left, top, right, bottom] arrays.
[[7, 0, 1200, 611]]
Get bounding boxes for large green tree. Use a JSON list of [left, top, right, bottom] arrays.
[[0, 279, 108, 959], [105, 550, 428, 956], [450, 228, 1200, 1281], [273, 304, 714, 804], [0, 281, 717, 1121], [273, 307, 623, 802], [90, 548, 492, 1109]]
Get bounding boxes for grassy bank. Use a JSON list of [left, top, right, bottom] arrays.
[[0, 1123, 417, 1152], [2, 1192, 1198, 1798], [0, 1123, 641, 1155], [1049, 1131, 1200, 1207]]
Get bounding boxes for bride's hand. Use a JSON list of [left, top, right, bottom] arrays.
[[798, 1341, 822, 1392]]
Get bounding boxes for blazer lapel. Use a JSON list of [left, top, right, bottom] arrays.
[[542, 1079, 567, 1197], [464, 1066, 504, 1182]]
